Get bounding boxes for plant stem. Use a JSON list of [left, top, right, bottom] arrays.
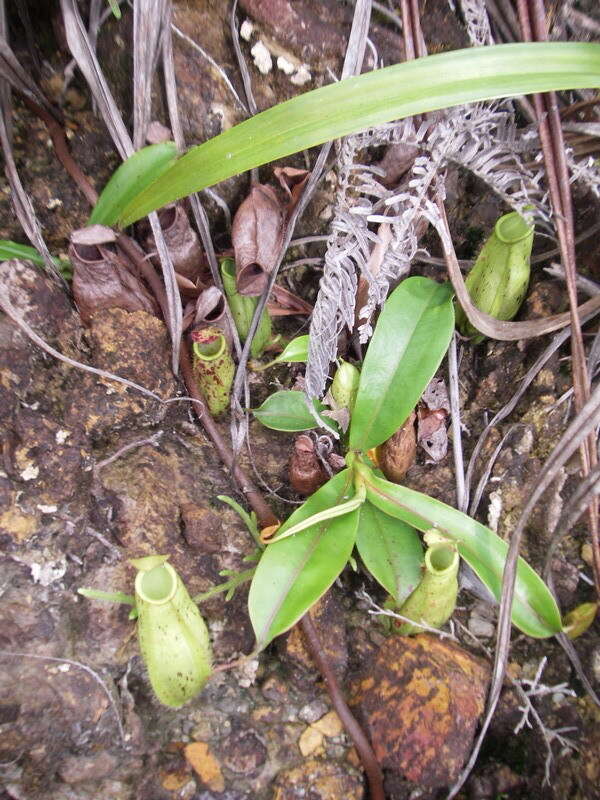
[[300, 613, 385, 800]]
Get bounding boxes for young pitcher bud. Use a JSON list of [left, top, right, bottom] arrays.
[[330, 360, 360, 414], [393, 536, 459, 635], [456, 211, 534, 342], [289, 434, 328, 496], [131, 555, 212, 708], [220, 258, 272, 357], [191, 326, 235, 416], [375, 411, 416, 484]]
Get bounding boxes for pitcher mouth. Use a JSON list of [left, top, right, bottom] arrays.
[[494, 211, 532, 244], [135, 562, 178, 605], [425, 544, 458, 576]]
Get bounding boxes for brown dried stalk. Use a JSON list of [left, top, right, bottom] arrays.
[[517, 0, 600, 595]]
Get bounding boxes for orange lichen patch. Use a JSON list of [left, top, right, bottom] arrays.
[[160, 769, 190, 791], [350, 633, 490, 789], [260, 522, 281, 543], [298, 725, 324, 757], [184, 742, 225, 793], [0, 506, 39, 542], [313, 711, 343, 738]]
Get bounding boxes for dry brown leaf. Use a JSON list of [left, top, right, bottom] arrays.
[[232, 184, 285, 296], [142, 204, 206, 283], [69, 234, 158, 324], [274, 165, 310, 211]]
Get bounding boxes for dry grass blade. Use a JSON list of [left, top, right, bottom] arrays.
[[0, 98, 63, 283], [133, 0, 168, 150], [556, 632, 600, 708], [468, 424, 525, 517], [0, 35, 54, 114], [447, 334, 466, 511], [230, 0, 256, 116], [61, 0, 182, 372], [517, 0, 600, 594], [60, 0, 131, 160], [449, 379, 600, 798]]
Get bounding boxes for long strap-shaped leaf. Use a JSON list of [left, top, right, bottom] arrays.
[[360, 468, 562, 638], [118, 43, 600, 225]]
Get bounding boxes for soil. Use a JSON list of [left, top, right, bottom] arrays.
[[1, 2, 600, 800]]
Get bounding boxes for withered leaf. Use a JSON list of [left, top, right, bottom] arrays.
[[187, 286, 232, 345], [269, 284, 313, 316], [69, 235, 157, 324], [274, 165, 309, 211], [142, 203, 206, 283], [232, 184, 285, 296]]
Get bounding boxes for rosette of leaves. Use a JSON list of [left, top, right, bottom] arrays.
[[249, 276, 563, 651]]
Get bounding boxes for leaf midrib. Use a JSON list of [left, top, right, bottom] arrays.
[[352, 291, 439, 452]]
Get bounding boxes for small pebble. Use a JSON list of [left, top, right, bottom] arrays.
[[251, 41, 272, 74], [298, 700, 329, 724], [277, 55, 295, 75], [290, 65, 312, 86], [468, 602, 496, 639], [298, 726, 323, 757], [240, 19, 254, 41]]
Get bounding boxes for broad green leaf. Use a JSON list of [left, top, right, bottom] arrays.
[[356, 501, 423, 605], [0, 240, 71, 277], [89, 141, 178, 226], [253, 390, 334, 432], [248, 469, 359, 650], [361, 468, 562, 638], [349, 277, 454, 452], [273, 335, 310, 364], [117, 43, 600, 225]]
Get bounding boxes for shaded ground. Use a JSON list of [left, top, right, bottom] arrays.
[[1, 2, 600, 799]]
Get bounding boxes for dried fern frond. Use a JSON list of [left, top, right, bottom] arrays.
[[458, 0, 494, 46], [566, 151, 600, 199], [305, 97, 555, 396]]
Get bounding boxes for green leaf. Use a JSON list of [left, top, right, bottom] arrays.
[[117, 43, 600, 225], [350, 277, 454, 452], [356, 501, 423, 605], [0, 240, 71, 277], [89, 141, 178, 226], [253, 390, 334, 432], [273, 335, 310, 364], [361, 468, 563, 638], [248, 469, 359, 650], [107, 0, 122, 19]]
